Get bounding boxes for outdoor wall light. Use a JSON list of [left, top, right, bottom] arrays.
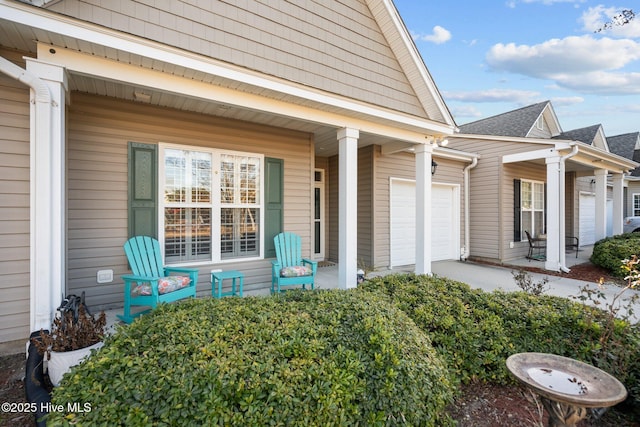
[[431, 159, 438, 175], [426, 135, 449, 147]]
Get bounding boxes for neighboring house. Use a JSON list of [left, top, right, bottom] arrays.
[[0, 0, 478, 346], [448, 101, 637, 272], [607, 132, 640, 218], [553, 124, 617, 241]]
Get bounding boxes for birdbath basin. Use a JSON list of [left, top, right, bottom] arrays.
[[506, 353, 627, 427]]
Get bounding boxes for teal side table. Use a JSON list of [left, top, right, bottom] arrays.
[[211, 270, 244, 298]]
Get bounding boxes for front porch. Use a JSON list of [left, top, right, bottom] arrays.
[[99, 245, 599, 331]]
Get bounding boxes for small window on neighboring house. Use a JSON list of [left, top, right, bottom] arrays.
[[633, 194, 640, 216], [514, 179, 545, 241], [536, 115, 544, 131]]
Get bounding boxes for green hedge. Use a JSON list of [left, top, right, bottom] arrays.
[[591, 233, 640, 277], [48, 290, 455, 426], [359, 273, 640, 406]]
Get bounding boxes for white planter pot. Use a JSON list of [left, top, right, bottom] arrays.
[[47, 341, 104, 386]]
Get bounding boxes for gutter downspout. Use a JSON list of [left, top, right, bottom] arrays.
[[0, 56, 51, 104], [559, 144, 579, 273], [461, 157, 478, 261], [0, 56, 54, 333]]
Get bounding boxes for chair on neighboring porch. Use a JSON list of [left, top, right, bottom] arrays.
[[271, 232, 317, 293], [565, 236, 580, 258], [119, 236, 198, 323], [525, 231, 546, 261]]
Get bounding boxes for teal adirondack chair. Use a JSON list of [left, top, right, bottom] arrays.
[[119, 236, 198, 323], [271, 232, 317, 293]]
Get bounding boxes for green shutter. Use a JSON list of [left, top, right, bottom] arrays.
[[514, 179, 521, 242], [264, 157, 284, 258], [128, 142, 157, 239]]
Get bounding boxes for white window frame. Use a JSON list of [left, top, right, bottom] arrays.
[[633, 193, 640, 216], [313, 169, 325, 260], [535, 115, 544, 131], [521, 179, 545, 240], [159, 143, 264, 266]]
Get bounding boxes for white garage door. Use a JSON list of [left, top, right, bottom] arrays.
[[579, 193, 613, 244], [579, 193, 595, 245], [390, 180, 458, 267], [390, 180, 416, 266]]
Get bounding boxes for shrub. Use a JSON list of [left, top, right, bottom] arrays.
[[359, 274, 512, 384], [359, 273, 640, 409], [591, 233, 640, 277], [47, 290, 455, 426]]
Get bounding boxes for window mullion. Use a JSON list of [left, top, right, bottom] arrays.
[[211, 152, 221, 262]]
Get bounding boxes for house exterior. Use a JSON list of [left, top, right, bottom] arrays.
[[448, 101, 637, 272], [607, 132, 640, 219], [0, 0, 479, 347]]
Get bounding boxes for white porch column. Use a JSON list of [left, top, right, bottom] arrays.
[[545, 156, 561, 271], [415, 144, 433, 275], [337, 128, 359, 289], [26, 59, 68, 332], [612, 173, 624, 235], [594, 169, 608, 241]]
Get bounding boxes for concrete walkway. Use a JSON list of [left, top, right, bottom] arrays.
[[310, 245, 640, 323]]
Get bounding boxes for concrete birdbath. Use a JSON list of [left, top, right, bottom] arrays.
[[506, 353, 627, 427]]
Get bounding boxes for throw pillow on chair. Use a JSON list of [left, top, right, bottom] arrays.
[[280, 266, 313, 278]]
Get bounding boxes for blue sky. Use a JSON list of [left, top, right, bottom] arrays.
[[393, 0, 640, 137]]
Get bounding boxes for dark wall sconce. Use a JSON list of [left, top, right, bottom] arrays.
[[431, 160, 438, 175]]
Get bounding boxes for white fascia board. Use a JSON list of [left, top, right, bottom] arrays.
[[573, 142, 638, 171], [2, 1, 454, 136], [39, 45, 452, 143], [452, 133, 558, 145], [381, 143, 479, 162], [433, 146, 479, 163], [502, 148, 559, 164]]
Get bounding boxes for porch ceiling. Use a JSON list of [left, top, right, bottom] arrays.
[[0, 12, 446, 158], [68, 73, 401, 157]]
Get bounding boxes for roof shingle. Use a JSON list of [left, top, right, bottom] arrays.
[[459, 101, 549, 137], [553, 124, 602, 145]]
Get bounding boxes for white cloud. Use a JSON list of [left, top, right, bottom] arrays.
[[450, 105, 484, 119], [413, 26, 452, 44], [553, 71, 640, 94], [548, 96, 584, 106], [444, 88, 540, 104], [487, 36, 640, 74], [485, 35, 640, 94]]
